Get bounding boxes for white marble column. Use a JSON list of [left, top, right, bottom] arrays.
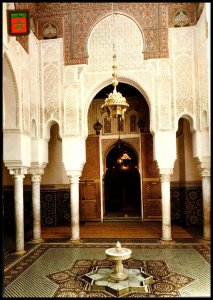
[[160, 169, 173, 241], [30, 168, 44, 243], [200, 168, 211, 240], [9, 168, 28, 254], [68, 171, 82, 241]]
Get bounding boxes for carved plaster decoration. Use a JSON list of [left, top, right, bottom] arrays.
[[64, 85, 79, 136], [43, 23, 58, 39], [173, 10, 190, 27], [197, 11, 209, 121], [168, 3, 197, 28], [29, 168, 45, 176], [22, 72, 31, 133], [158, 78, 172, 129], [29, 33, 39, 124], [33, 3, 170, 65], [88, 14, 144, 72], [43, 63, 59, 122], [174, 54, 194, 117], [9, 167, 28, 178]]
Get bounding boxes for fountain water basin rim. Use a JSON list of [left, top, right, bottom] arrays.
[[105, 247, 132, 258]]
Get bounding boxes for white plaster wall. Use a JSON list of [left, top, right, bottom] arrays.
[[41, 125, 68, 185], [3, 132, 31, 167]]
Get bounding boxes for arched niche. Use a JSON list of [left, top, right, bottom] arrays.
[[173, 117, 201, 182]]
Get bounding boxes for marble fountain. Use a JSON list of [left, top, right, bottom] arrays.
[[83, 241, 155, 297]]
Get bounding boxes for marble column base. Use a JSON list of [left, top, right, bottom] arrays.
[[202, 236, 211, 241], [160, 238, 174, 243], [14, 250, 27, 255], [69, 238, 81, 244], [31, 238, 43, 243]]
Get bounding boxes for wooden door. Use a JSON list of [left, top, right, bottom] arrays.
[[141, 133, 162, 220]]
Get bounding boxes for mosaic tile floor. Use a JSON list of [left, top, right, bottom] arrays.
[[3, 241, 210, 298]]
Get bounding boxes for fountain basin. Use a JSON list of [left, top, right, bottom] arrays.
[[105, 241, 132, 280]]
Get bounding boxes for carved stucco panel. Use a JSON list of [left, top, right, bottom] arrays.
[[63, 66, 77, 85], [64, 85, 79, 136], [157, 59, 172, 130], [41, 39, 62, 63], [158, 78, 172, 129], [29, 33, 39, 124], [174, 54, 194, 117], [88, 14, 144, 72], [43, 63, 59, 122], [22, 72, 31, 133], [196, 11, 209, 129]]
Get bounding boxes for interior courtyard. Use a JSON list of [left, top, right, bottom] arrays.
[[2, 2, 211, 298]]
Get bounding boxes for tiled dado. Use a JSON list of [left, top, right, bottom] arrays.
[[3, 183, 101, 230], [3, 181, 203, 229], [171, 181, 203, 226]]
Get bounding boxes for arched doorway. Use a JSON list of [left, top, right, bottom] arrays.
[[104, 141, 141, 219]]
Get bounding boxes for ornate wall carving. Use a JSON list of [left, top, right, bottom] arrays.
[[196, 9, 209, 130], [29, 33, 39, 126], [170, 27, 196, 122], [40, 39, 63, 134], [44, 63, 59, 122], [33, 3, 172, 65], [88, 14, 144, 72], [168, 3, 198, 27], [63, 85, 79, 136]]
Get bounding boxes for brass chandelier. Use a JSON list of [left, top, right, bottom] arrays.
[[101, 4, 129, 120]]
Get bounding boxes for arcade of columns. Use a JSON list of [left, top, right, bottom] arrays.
[[7, 156, 210, 254]]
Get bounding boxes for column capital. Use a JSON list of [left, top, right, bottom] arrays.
[[29, 167, 45, 182], [159, 168, 173, 182], [29, 167, 45, 176], [67, 170, 82, 183], [195, 156, 211, 177], [9, 167, 28, 179], [200, 168, 211, 177]]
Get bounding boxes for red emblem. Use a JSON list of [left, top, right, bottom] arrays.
[[7, 10, 30, 36]]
